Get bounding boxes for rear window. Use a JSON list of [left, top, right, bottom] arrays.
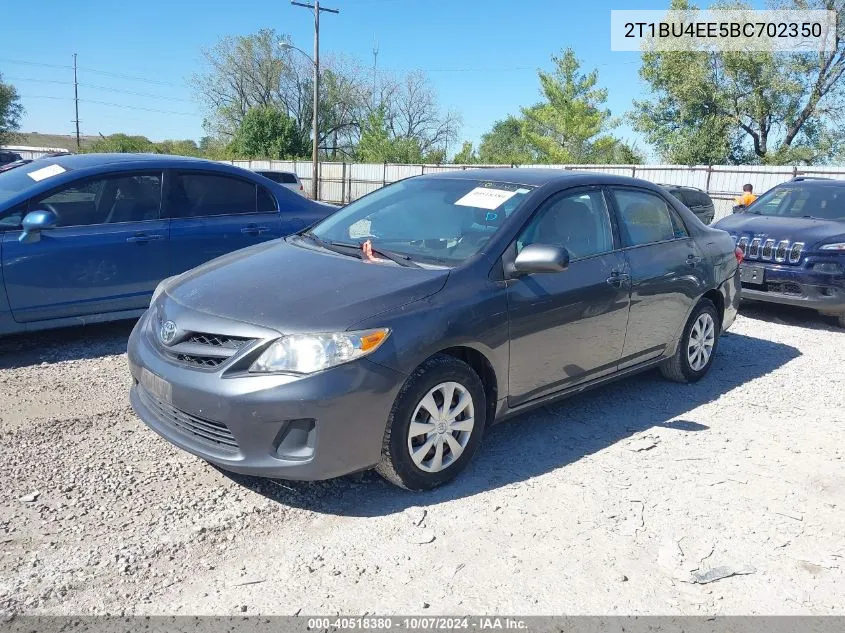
[[261, 171, 298, 184]]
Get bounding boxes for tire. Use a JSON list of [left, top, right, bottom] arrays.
[[375, 354, 486, 491], [838, 313, 845, 329], [660, 299, 720, 384]]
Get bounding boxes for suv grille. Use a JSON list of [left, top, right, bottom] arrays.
[[138, 386, 238, 453], [175, 354, 226, 368], [735, 236, 804, 265], [761, 239, 775, 260]]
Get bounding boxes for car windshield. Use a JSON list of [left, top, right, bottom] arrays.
[[0, 165, 41, 207], [749, 184, 845, 221], [307, 177, 535, 265]]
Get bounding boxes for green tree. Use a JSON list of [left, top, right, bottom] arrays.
[[633, 0, 845, 164], [227, 105, 308, 159], [88, 134, 157, 153], [0, 74, 23, 145], [521, 48, 636, 163], [356, 107, 429, 163], [478, 116, 536, 164], [155, 139, 202, 157], [452, 141, 477, 164]]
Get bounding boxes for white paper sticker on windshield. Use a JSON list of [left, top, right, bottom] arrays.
[[26, 164, 66, 182], [454, 187, 518, 210]]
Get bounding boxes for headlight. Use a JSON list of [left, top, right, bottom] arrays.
[[819, 242, 845, 251], [249, 328, 390, 374]]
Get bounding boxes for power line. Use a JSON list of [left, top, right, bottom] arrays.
[[19, 94, 197, 117], [6, 76, 194, 102], [0, 57, 181, 87]]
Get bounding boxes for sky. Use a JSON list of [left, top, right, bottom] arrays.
[[2, 0, 765, 157]]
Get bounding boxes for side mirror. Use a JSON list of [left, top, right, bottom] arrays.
[[512, 244, 570, 275], [732, 205, 745, 214], [19, 209, 58, 244]]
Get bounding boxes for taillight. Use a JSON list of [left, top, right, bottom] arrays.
[[735, 246, 744, 264], [300, 184, 304, 190]]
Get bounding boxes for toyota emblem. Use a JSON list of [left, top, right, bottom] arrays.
[[159, 320, 177, 345]]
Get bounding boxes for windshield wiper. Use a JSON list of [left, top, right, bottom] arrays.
[[329, 241, 422, 268]]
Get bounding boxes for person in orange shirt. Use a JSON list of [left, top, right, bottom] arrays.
[[735, 183, 757, 207]]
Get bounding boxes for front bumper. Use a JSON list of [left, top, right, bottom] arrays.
[[739, 261, 845, 313], [127, 311, 406, 480]]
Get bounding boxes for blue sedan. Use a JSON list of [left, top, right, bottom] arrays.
[[0, 153, 334, 335]]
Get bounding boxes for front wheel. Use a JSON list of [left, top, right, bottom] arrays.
[[661, 299, 720, 383], [376, 354, 486, 491]]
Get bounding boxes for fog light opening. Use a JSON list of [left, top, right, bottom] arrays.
[[273, 418, 317, 461]]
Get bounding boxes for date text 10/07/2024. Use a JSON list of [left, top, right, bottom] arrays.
[[305, 617, 528, 630]]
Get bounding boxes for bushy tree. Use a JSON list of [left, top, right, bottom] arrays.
[[633, 0, 845, 164], [478, 116, 536, 164], [227, 105, 308, 159], [452, 141, 477, 164], [0, 74, 24, 145]]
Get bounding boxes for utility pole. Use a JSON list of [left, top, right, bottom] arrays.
[[372, 37, 379, 110], [292, 0, 338, 201], [72, 53, 80, 151]]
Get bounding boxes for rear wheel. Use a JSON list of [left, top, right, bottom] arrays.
[[376, 354, 486, 491], [661, 299, 720, 383], [838, 313, 845, 329]]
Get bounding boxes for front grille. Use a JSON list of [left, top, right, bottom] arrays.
[[775, 240, 789, 263], [185, 334, 250, 349], [737, 236, 749, 256], [761, 239, 775, 260], [163, 330, 256, 370], [138, 386, 239, 453], [766, 282, 802, 296], [789, 242, 805, 264], [175, 354, 226, 368], [748, 238, 761, 258]]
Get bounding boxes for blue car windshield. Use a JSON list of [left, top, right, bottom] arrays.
[[0, 166, 42, 208], [750, 185, 845, 221], [308, 177, 535, 265]]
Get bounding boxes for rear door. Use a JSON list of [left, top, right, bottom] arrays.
[[166, 170, 283, 275], [1, 171, 168, 322], [608, 187, 708, 369]]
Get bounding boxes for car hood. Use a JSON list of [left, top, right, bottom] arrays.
[[164, 239, 450, 332], [714, 213, 845, 248]]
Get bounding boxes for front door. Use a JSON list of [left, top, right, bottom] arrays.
[[166, 171, 282, 275], [506, 188, 631, 407], [608, 187, 707, 369], [1, 172, 169, 323]]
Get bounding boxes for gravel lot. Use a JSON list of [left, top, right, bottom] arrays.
[[1, 303, 844, 617]]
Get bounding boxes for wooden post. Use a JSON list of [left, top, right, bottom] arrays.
[[382, 162, 387, 187], [705, 165, 713, 193], [341, 161, 347, 204]]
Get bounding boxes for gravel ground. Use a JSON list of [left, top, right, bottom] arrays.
[[1, 303, 844, 617]]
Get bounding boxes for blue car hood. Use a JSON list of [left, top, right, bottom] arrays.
[[714, 213, 845, 249], [164, 238, 450, 333]]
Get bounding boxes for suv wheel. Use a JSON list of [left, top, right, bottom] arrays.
[[376, 354, 486, 491], [838, 313, 845, 329], [661, 299, 720, 383]]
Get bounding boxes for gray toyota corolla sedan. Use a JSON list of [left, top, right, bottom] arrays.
[[128, 169, 741, 490]]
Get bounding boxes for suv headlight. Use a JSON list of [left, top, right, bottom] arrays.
[[250, 328, 390, 374], [819, 242, 845, 251]]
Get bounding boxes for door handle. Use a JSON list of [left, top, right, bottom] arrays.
[[126, 233, 164, 244], [606, 270, 630, 287], [241, 225, 270, 236], [687, 254, 703, 267]]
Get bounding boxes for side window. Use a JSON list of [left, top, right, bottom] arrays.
[[517, 190, 614, 261], [0, 204, 28, 229], [169, 173, 257, 218], [33, 174, 162, 227], [279, 173, 298, 184], [612, 189, 684, 247], [257, 185, 277, 212]]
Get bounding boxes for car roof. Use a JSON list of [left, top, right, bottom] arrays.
[[416, 167, 655, 188], [783, 177, 845, 187], [38, 152, 214, 169]]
